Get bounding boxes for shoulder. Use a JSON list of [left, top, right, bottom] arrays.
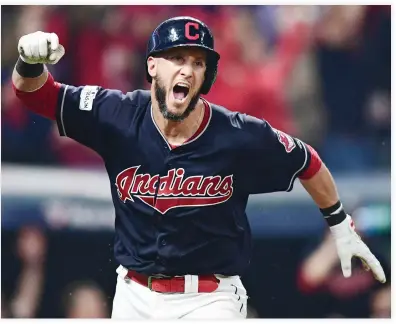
[[124, 89, 151, 108], [96, 88, 150, 105], [113, 89, 151, 118], [88, 88, 150, 127], [209, 101, 271, 139], [208, 100, 296, 153], [65, 86, 151, 110]]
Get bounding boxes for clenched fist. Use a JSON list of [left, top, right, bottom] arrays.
[[18, 31, 65, 65]]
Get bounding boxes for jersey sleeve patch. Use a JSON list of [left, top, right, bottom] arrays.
[[79, 86, 99, 111], [274, 128, 296, 153]]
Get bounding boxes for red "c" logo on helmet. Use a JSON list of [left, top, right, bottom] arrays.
[[185, 22, 200, 40]]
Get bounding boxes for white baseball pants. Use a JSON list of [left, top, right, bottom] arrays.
[[111, 265, 248, 319]]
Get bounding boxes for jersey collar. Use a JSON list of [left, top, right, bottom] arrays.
[[150, 98, 212, 150]]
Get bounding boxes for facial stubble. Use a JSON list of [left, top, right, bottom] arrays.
[[154, 76, 201, 122]]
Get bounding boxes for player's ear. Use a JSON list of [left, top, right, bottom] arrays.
[[147, 57, 157, 79]]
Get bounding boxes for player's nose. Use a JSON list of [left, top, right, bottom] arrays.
[[180, 62, 193, 79]]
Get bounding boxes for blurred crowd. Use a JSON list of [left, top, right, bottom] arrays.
[[2, 226, 111, 318], [296, 231, 391, 318], [2, 224, 390, 318], [1, 5, 391, 172]]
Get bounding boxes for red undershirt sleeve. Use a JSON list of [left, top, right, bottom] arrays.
[[298, 144, 322, 180], [12, 72, 61, 121]]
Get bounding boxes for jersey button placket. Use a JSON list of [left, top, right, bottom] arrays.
[[166, 151, 174, 168]]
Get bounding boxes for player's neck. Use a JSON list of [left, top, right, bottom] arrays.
[[152, 99, 204, 146]]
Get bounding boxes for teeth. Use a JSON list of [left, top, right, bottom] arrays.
[[176, 83, 190, 89]]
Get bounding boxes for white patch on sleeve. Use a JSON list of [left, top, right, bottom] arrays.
[[79, 86, 99, 111]]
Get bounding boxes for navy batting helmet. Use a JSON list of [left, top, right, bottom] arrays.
[[146, 16, 220, 95]]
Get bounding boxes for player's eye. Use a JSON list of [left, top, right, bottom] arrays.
[[195, 61, 205, 67], [170, 55, 184, 63]]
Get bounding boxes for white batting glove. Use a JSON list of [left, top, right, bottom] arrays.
[[329, 215, 386, 283], [18, 31, 65, 65]]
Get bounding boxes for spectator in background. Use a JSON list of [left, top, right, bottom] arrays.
[[370, 285, 391, 318], [314, 5, 391, 172], [61, 281, 109, 318], [359, 6, 391, 169], [296, 227, 390, 318], [260, 6, 326, 147], [2, 226, 47, 318], [203, 6, 317, 135]]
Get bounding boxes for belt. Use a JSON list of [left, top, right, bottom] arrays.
[[126, 270, 220, 293]]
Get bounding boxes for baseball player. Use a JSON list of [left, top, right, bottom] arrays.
[[12, 16, 385, 319]]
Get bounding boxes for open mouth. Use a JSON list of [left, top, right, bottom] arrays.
[[172, 83, 190, 102]]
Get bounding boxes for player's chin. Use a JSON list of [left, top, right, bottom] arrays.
[[166, 96, 191, 116], [165, 106, 183, 117], [163, 107, 187, 121]]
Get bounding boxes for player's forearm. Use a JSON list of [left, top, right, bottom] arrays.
[[299, 164, 339, 209], [300, 163, 348, 227], [12, 58, 48, 92], [12, 59, 60, 120]]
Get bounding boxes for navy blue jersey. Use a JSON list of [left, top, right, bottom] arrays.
[[55, 85, 312, 276]]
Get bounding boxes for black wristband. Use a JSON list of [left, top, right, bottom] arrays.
[[320, 201, 347, 226], [15, 57, 44, 78]]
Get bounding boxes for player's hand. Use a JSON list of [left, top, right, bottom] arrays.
[[329, 215, 386, 283], [18, 31, 65, 65]]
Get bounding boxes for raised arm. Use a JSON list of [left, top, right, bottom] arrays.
[[11, 31, 65, 120], [11, 31, 126, 155]]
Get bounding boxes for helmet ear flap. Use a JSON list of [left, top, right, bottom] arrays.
[[146, 71, 152, 84], [201, 56, 218, 95], [146, 57, 152, 84]]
